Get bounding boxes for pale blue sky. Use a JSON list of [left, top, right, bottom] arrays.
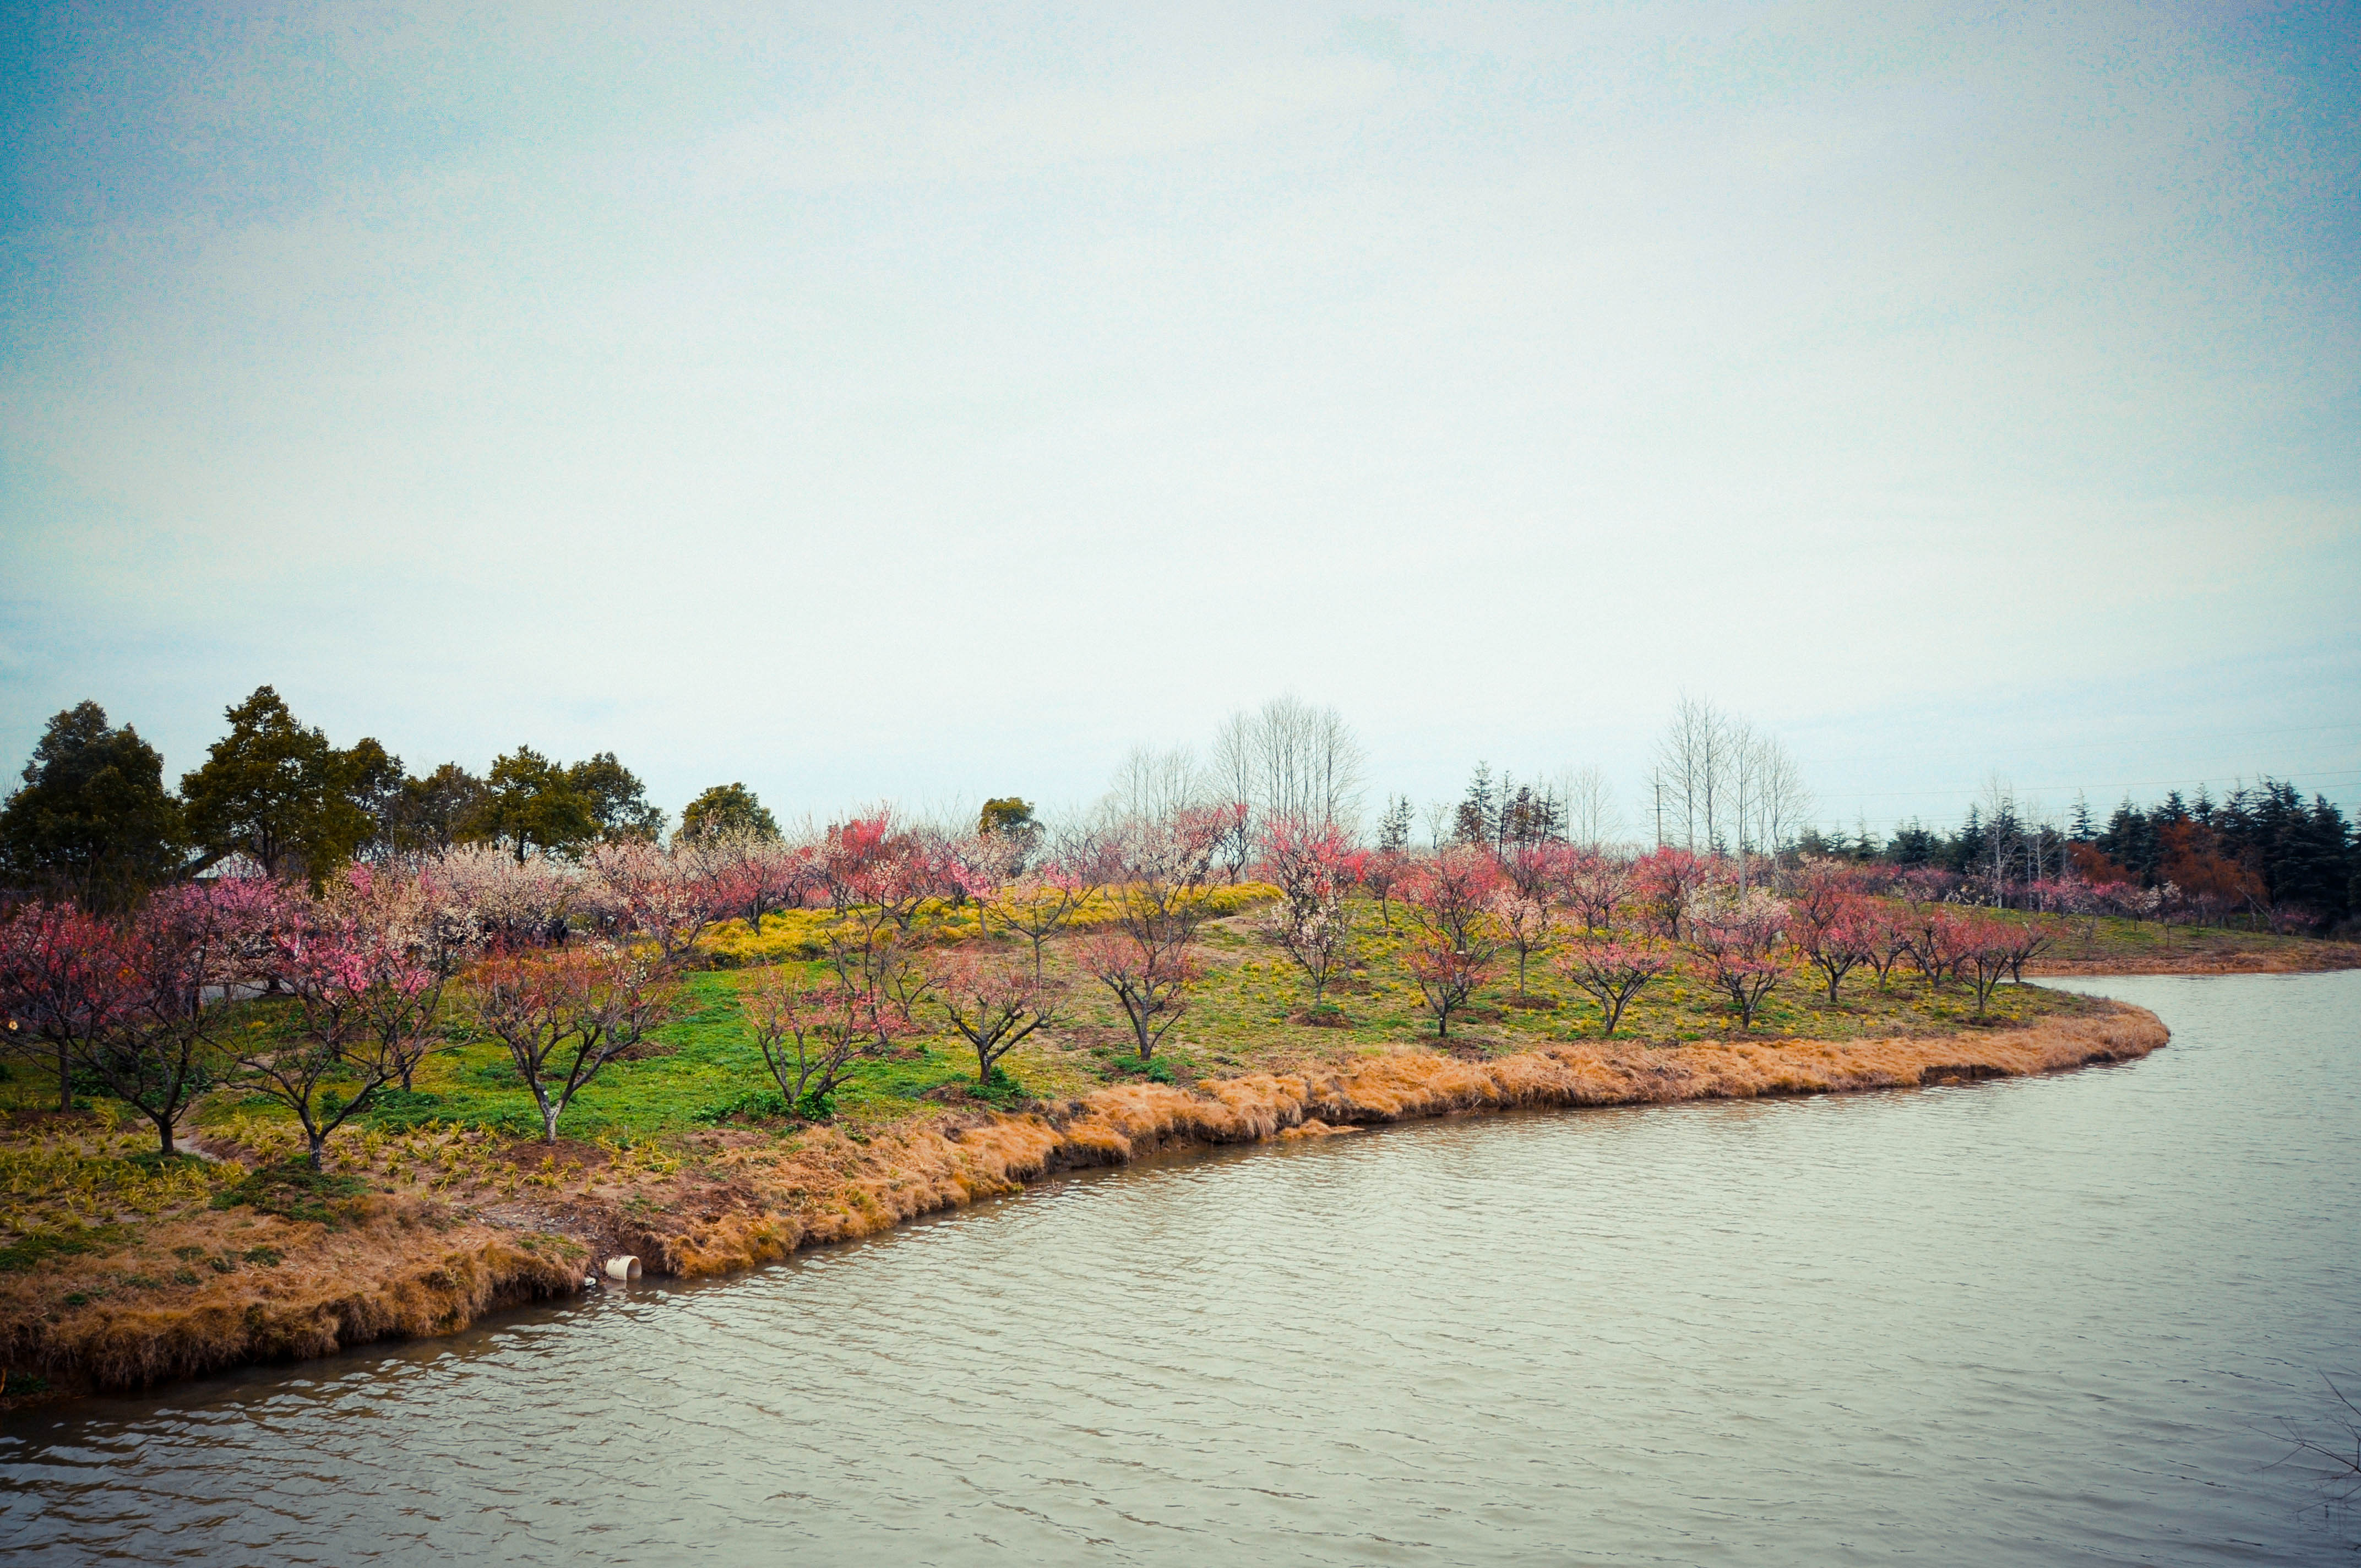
[[4, 2, 2356, 835]]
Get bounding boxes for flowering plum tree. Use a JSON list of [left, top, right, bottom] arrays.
[[1075, 928, 1199, 1062], [1499, 839, 1568, 905], [0, 902, 139, 1112], [1487, 891, 1553, 999], [1898, 907, 1971, 993], [1687, 890, 1790, 1031], [47, 883, 268, 1155], [1402, 927, 1497, 1039], [1073, 803, 1238, 1054], [931, 950, 1063, 1085], [1398, 848, 1504, 1036], [1633, 848, 1711, 939], [586, 839, 725, 967], [1791, 892, 1876, 1001], [235, 913, 444, 1168], [1357, 846, 1405, 930], [700, 830, 810, 940], [1997, 918, 2055, 983], [1557, 851, 1630, 934], [1859, 903, 1912, 990], [1553, 938, 1672, 1037], [737, 968, 896, 1117], [999, 848, 1100, 983], [1956, 912, 2020, 1016], [469, 943, 678, 1142], [1258, 816, 1361, 1005]]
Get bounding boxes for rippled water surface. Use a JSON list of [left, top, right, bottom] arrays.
[[6, 972, 2359, 1564]]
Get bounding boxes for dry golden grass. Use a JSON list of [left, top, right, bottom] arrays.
[[3, 999, 2162, 1399], [553, 1000, 2168, 1280], [0, 1194, 584, 1393]]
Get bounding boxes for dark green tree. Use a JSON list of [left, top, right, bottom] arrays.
[[387, 763, 490, 853], [343, 737, 407, 857], [178, 686, 385, 884], [1884, 819, 1940, 867], [1454, 763, 1497, 845], [568, 752, 666, 842], [977, 797, 1037, 839], [681, 782, 780, 843], [0, 702, 183, 906], [465, 747, 597, 862]]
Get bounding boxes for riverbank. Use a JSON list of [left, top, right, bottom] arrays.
[[0, 996, 2165, 1404], [2011, 911, 2360, 976]]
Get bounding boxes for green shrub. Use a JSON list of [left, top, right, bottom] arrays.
[[692, 1087, 792, 1125], [973, 1066, 1029, 1106], [1100, 1054, 1176, 1085]]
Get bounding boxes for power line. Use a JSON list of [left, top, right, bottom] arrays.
[[1835, 769, 2361, 804], [1794, 720, 2361, 771]]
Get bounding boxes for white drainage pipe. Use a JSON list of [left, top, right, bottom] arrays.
[[604, 1255, 643, 1282]]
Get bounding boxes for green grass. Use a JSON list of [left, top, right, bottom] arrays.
[[31, 893, 2349, 1172]]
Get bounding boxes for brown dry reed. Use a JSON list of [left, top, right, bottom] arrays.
[[601, 1002, 2167, 1276], [9, 1001, 2162, 1395]]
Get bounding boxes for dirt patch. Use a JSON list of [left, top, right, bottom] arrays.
[[491, 1137, 613, 1171]]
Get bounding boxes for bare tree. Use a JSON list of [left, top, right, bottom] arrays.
[[1653, 698, 1809, 881], [739, 968, 897, 1115], [1652, 695, 1732, 853], [932, 950, 1062, 1085], [1553, 766, 1619, 852], [1747, 733, 1812, 866], [1210, 695, 1368, 836], [1104, 744, 1205, 827]]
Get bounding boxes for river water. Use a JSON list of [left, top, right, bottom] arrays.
[[4, 972, 2357, 1564]]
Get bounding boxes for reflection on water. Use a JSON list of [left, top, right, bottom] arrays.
[[4, 973, 2357, 1564]]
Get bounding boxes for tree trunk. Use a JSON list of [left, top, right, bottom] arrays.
[[307, 1128, 328, 1172], [152, 1112, 177, 1157], [56, 1041, 71, 1113]]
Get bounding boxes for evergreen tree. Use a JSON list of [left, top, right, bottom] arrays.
[[568, 752, 666, 842], [1454, 763, 1497, 845], [178, 686, 384, 884], [387, 763, 489, 853], [0, 701, 183, 906], [1885, 820, 1940, 866], [465, 747, 597, 862]]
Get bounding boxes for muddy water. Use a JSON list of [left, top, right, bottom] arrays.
[[5, 973, 2358, 1564]]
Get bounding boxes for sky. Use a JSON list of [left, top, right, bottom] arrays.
[[3, 1, 2357, 840]]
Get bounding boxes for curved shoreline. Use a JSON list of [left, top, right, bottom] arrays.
[[6, 999, 2167, 1403]]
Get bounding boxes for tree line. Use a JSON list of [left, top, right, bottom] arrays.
[[0, 688, 780, 907], [1795, 780, 2356, 933]]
